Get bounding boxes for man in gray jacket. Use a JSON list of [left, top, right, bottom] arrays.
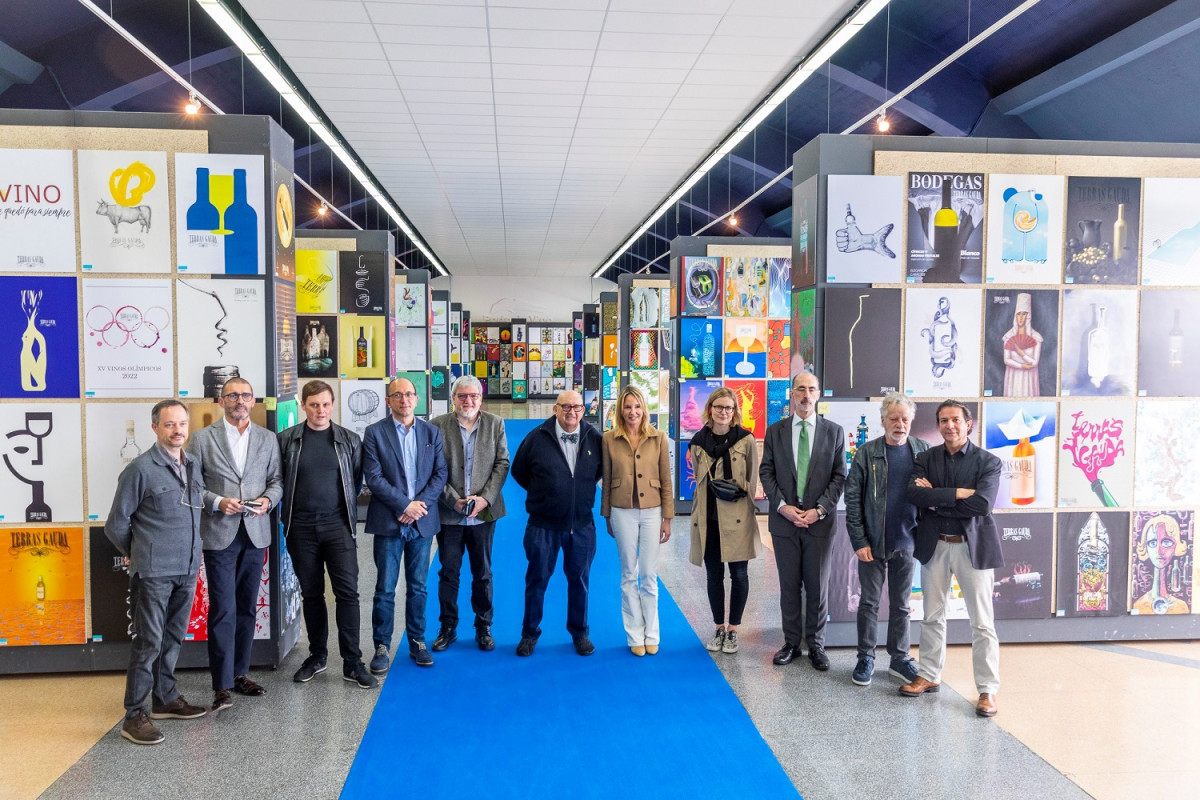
[[105, 399, 207, 745], [187, 378, 283, 712], [430, 375, 509, 652], [844, 393, 929, 687]]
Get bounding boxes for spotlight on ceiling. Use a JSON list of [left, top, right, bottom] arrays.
[[317, 202, 328, 217], [728, 214, 739, 227], [876, 113, 890, 132], [184, 93, 201, 115]]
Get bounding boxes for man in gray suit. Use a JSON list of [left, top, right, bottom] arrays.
[[430, 375, 509, 653], [759, 372, 847, 670], [187, 378, 283, 712]]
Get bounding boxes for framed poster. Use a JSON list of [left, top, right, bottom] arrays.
[[0, 527, 85, 646], [1064, 176, 1140, 284], [89, 526, 133, 642], [822, 287, 901, 397], [295, 249, 338, 314], [602, 335, 618, 367], [338, 251, 387, 314], [992, 512, 1054, 620], [826, 174, 903, 284], [982, 401, 1057, 509], [338, 316, 387, 378], [767, 257, 792, 319], [722, 319, 768, 379], [275, 279, 297, 400], [0, 404, 83, 524], [794, 175, 818, 288], [84, 402, 156, 520], [77, 150, 171, 273], [982, 288, 1058, 398], [679, 317, 722, 380], [395, 326, 428, 372], [629, 369, 660, 413], [630, 330, 659, 369], [1060, 288, 1137, 396], [826, 514, 863, 622], [1056, 511, 1130, 617], [767, 379, 790, 426], [1130, 510, 1193, 615], [1133, 399, 1200, 507], [678, 380, 720, 439], [176, 278, 267, 400], [0, 276, 80, 398], [791, 287, 816, 377], [905, 171, 984, 284], [340, 379, 388, 437], [175, 153, 265, 275], [1141, 177, 1200, 285], [396, 371, 429, 416], [909, 400, 979, 447], [902, 288, 982, 398], [723, 257, 768, 318], [297, 314, 338, 378], [0, 148, 76, 272], [1137, 290, 1200, 396], [767, 320, 790, 379], [677, 442, 697, 502], [431, 300, 448, 334], [1058, 398, 1134, 508], [984, 174, 1066, 284], [82, 278, 173, 398]]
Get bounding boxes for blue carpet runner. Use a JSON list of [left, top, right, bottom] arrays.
[[342, 420, 798, 799]]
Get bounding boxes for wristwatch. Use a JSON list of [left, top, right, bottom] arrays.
[[816, 507, 827, 521]]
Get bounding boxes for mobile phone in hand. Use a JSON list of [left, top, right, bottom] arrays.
[[463, 498, 476, 517]]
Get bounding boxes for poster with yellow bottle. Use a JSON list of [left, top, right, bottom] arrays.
[[0, 527, 86, 646]]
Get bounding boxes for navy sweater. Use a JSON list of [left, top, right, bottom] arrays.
[[511, 417, 602, 531]]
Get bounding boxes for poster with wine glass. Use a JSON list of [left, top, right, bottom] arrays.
[[82, 278, 173, 397], [1060, 288, 1137, 396], [0, 403, 83, 524], [723, 257, 768, 317], [905, 171, 984, 283], [174, 153, 265, 275], [1133, 399, 1200, 507], [1137, 290, 1200, 396], [1063, 176, 1140, 284], [982, 288, 1059, 398], [77, 150, 171, 273], [0, 148, 76, 272], [984, 174, 1066, 285], [722, 319, 768, 379], [991, 512, 1054, 620], [1141, 177, 1200, 285], [902, 288, 981, 398], [1129, 510, 1193, 615], [822, 287, 901, 397], [0, 275, 80, 399], [825, 174, 903, 284], [1057, 398, 1134, 508], [982, 401, 1057, 509], [84, 402, 156, 520], [175, 278, 267, 400], [1055, 510, 1130, 617]]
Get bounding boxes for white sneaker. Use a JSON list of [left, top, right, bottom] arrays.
[[722, 629, 739, 653], [705, 627, 726, 652]]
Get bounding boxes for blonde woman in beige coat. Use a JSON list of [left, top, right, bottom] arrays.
[[602, 385, 674, 656], [688, 387, 759, 655]]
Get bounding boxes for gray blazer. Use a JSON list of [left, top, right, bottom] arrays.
[[431, 410, 509, 525], [759, 415, 847, 539], [187, 419, 284, 550]]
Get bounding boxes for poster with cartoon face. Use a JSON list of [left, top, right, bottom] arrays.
[[0, 404, 83, 524], [1130, 510, 1193, 615]]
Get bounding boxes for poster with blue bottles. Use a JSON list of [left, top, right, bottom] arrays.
[[175, 153, 265, 275], [985, 174, 1065, 285]]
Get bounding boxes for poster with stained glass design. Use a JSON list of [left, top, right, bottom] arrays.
[[1130, 510, 1193, 615], [82, 278, 173, 397], [78, 150, 171, 273], [175, 153, 265, 275], [1056, 511, 1129, 617]]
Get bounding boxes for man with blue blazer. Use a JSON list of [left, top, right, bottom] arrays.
[[759, 372, 847, 671], [187, 378, 283, 712], [363, 376, 447, 671]]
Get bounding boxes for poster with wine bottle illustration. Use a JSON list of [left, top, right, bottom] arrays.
[[89, 526, 134, 642], [82, 278, 173, 398], [1057, 398, 1134, 508], [0, 148, 76, 272], [1133, 400, 1200, 507], [0, 403, 83, 524], [337, 316, 387, 379], [1141, 177, 1200, 285], [819, 400, 885, 511], [1055, 510, 1130, 617], [77, 150, 171, 273], [295, 249, 338, 314], [1129, 510, 1193, 615], [822, 287, 901, 397], [984, 174, 1066, 285], [338, 251, 387, 315], [983, 289, 1059, 398], [992, 512, 1054, 620], [629, 287, 661, 328], [722, 319, 767, 379], [630, 329, 659, 369], [679, 317, 723, 379], [905, 171, 984, 283], [1137, 290, 1200, 396], [0, 526, 85, 646], [174, 153, 265, 275], [0, 275, 80, 399], [723, 257, 768, 318], [983, 401, 1057, 509], [825, 174, 904, 284], [83, 402, 156, 520], [297, 314, 339, 378], [175, 278, 267, 400], [1060, 288, 1137, 396], [1063, 176, 1140, 284], [902, 288, 981, 398]]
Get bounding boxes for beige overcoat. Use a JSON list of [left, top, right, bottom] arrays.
[[688, 432, 760, 566]]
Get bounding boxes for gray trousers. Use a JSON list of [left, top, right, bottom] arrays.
[[856, 549, 916, 659], [124, 573, 195, 717], [771, 531, 833, 648], [918, 540, 1000, 694]]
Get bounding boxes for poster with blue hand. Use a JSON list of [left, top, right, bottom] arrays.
[[0, 276, 79, 398], [175, 153, 265, 275], [826, 175, 903, 284]]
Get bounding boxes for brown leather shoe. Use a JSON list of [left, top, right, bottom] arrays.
[[898, 676, 941, 697], [976, 693, 998, 717]]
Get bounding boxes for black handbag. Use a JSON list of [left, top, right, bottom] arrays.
[[708, 477, 747, 502]]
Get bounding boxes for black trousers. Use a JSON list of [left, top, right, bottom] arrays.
[[286, 521, 362, 663], [436, 521, 496, 630], [204, 523, 265, 690], [703, 517, 748, 626], [771, 531, 833, 648], [856, 549, 916, 659]]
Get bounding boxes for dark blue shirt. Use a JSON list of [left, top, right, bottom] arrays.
[[885, 442, 916, 553]]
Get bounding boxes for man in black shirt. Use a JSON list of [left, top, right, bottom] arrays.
[[278, 381, 375, 689]]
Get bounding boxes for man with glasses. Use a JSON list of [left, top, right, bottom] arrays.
[[187, 378, 283, 712], [364, 377, 447, 670], [106, 399, 208, 744], [760, 372, 847, 671], [511, 390, 604, 657], [430, 376, 509, 652]]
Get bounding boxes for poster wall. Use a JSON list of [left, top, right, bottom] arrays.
[[175, 153, 265, 275], [0, 275, 80, 399], [77, 150, 171, 273], [0, 148, 76, 272]]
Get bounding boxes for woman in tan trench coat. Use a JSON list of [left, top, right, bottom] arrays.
[[688, 387, 759, 655]]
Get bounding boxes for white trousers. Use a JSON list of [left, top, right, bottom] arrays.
[[918, 539, 1001, 694], [610, 506, 662, 646]]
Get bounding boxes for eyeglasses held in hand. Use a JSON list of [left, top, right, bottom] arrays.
[[222, 392, 254, 402]]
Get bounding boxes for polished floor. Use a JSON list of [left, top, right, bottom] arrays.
[[3, 405, 1198, 799]]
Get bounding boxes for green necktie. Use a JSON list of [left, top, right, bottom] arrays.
[[795, 419, 810, 498]]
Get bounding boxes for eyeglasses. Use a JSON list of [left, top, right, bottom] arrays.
[[222, 392, 254, 402], [388, 391, 418, 399], [455, 393, 482, 401], [557, 404, 585, 413], [711, 404, 736, 413], [180, 489, 204, 510]]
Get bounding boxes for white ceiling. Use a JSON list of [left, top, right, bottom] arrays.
[[240, 0, 854, 276]]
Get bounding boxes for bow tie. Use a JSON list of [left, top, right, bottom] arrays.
[[561, 432, 578, 444]]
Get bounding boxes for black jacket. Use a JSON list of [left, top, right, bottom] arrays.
[[278, 422, 364, 535], [511, 417, 602, 531], [908, 440, 1004, 570], [845, 435, 931, 558]]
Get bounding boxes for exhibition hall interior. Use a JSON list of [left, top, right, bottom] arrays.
[[2, 0, 1199, 797]]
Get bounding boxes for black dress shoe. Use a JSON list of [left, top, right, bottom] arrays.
[[809, 645, 830, 671], [516, 637, 537, 657], [232, 675, 266, 696], [773, 644, 800, 665], [431, 628, 457, 652], [573, 635, 595, 656], [476, 627, 495, 651]]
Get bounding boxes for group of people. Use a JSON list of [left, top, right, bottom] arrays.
[[104, 370, 1006, 746]]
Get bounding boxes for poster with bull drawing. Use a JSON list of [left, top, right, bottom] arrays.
[[77, 150, 171, 273]]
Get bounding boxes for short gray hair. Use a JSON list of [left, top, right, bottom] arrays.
[[451, 375, 482, 397], [879, 392, 916, 421]]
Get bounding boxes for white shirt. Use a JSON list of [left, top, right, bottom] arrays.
[[213, 418, 252, 512], [555, 420, 579, 475]]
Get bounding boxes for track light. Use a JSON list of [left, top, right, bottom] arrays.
[[184, 93, 201, 115], [317, 202, 328, 217], [728, 214, 739, 227], [876, 113, 890, 132]]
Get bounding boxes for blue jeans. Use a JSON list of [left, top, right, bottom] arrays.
[[124, 573, 195, 716], [372, 534, 432, 648]]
